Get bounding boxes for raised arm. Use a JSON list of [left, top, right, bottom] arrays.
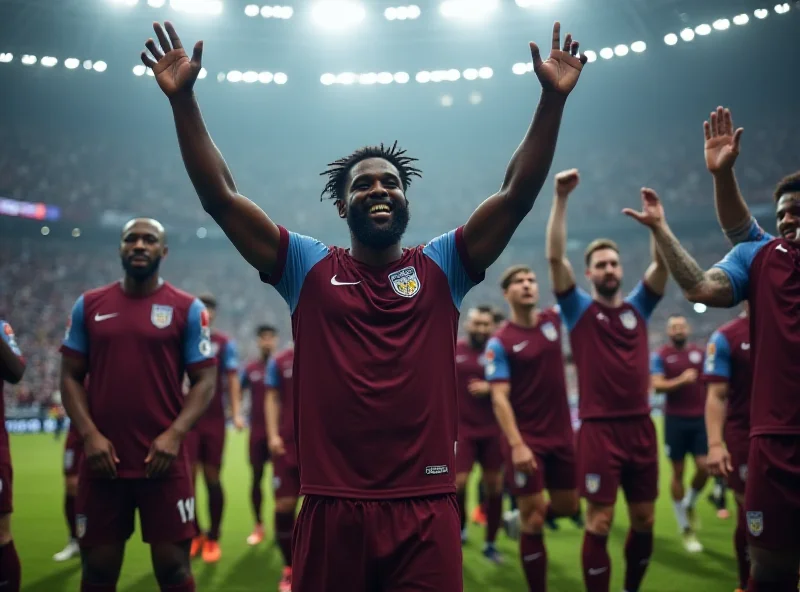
[[462, 22, 587, 272], [142, 22, 281, 274], [643, 233, 668, 296], [545, 169, 578, 292]]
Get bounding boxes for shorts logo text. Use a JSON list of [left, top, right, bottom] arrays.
[[425, 465, 448, 476]]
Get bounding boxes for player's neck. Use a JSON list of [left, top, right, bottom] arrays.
[[121, 274, 163, 297], [349, 238, 403, 267], [592, 289, 623, 308], [510, 306, 538, 328]]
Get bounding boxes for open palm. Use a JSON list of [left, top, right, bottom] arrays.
[[531, 22, 588, 96], [704, 106, 743, 174], [141, 21, 203, 98], [622, 188, 665, 229]]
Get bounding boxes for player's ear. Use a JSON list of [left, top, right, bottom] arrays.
[[335, 199, 346, 219], [162, 245, 169, 259]]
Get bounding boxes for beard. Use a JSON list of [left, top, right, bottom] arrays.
[[347, 201, 410, 250], [671, 337, 687, 348], [594, 277, 621, 299], [121, 255, 162, 281], [469, 334, 488, 350]]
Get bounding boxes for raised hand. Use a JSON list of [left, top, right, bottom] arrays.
[[555, 168, 580, 198], [622, 188, 666, 229], [141, 21, 203, 98], [531, 22, 588, 96], [704, 106, 744, 174]]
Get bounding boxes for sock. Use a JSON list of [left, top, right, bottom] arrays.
[[582, 532, 610, 592], [207, 482, 224, 541], [672, 500, 689, 531], [275, 511, 295, 567], [624, 529, 653, 592], [520, 533, 547, 591], [160, 577, 195, 592], [734, 506, 750, 590], [747, 577, 799, 592], [485, 493, 502, 544], [251, 483, 263, 525], [65, 493, 77, 539], [0, 541, 21, 592], [683, 487, 700, 510], [81, 584, 116, 592], [456, 489, 467, 532]]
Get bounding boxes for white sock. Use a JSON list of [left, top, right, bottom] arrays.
[[673, 500, 689, 531], [683, 488, 700, 509]]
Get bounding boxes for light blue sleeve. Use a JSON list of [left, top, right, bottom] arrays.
[[271, 232, 328, 314], [222, 340, 239, 371], [556, 286, 594, 332], [625, 281, 662, 322], [484, 337, 510, 382], [650, 351, 665, 375], [712, 237, 771, 305], [0, 321, 22, 358], [725, 217, 766, 245], [423, 229, 481, 309], [265, 357, 280, 388], [704, 331, 732, 379], [62, 295, 88, 354], [183, 298, 214, 366]]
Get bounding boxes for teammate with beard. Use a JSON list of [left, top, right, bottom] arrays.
[[60, 218, 217, 592], [486, 265, 577, 591], [703, 306, 751, 592], [650, 315, 708, 553], [241, 324, 278, 546], [454, 306, 502, 559], [53, 423, 84, 562], [546, 170, 667, 592], [143, 19, 587, 590]]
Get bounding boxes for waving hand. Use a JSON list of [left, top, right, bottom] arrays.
[[531, 22, 588, 96], [142, 22, 203, 98]]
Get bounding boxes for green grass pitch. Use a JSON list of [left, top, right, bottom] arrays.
[[14, 424, 740, 591]]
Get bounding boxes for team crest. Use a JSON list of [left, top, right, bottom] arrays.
[[515, 471, 528, 488], [540, 322, 558, 342], [619, 310, 637, 330], [585, 473, 601, 494], [388, 266, 421, 298], [150, 304, 173, 329], [739, 464, 748, 483], [249, 371, 262, 383], [210, 342, 220, 357], [746, 511, 763, 537], [689, 350, 702, 364], [76, 514, 87, 539]]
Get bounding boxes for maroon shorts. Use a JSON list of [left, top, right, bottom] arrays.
[[725, 432, 750, 496], [186, 423, 225, 468], [576, 416, 658, 506], [506, 436, 576, 497], [455, 433, 504, 474], [0, 460, 12, 514], [745, 435, 800, 549], [249, 435, 270, 468], [293, 494, 462, 592], [64, 430, 84, 478], [76, 473, 198, 546], [272, 451, 300, 500]]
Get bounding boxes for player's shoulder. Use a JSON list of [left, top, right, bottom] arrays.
[[655, 343, 670, 356], [456, 337, 469, 350], [82, 281, 120, 302], [540, 306, 562, 324], [276, 347, 294, 363], [719, 315, 748, 339], [211, 329, 231, 341], [492, 320, 513, 340]]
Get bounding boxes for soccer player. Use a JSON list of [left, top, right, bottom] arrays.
[[60, 218, 217, 592], [241, 324, 278, 545], [486, 265, 578, 591], [0, 319, 25, 591], [650, 315, 708, 553], [143, 18, 587, 591], [703, 306, 751, 592], [187, 293, 240, 563], [53, 423, 84, 562], [453, 306, 502, 559], [265, 345, 296, 592], [547, 169, 667, 592], [624, 174, 800, 592]]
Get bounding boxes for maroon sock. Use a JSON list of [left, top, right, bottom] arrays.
[[275, 511, 294, 567], [456, 489, 467, 532], [520, 533, 547, 591], [65, 494, 77, 539], [582, 532, 610, 592], [485, 493, 502, 543], [747, 577, 799, 592], [624, 529, 652, 592], [81, 582, 116, 592], [207, 482, 224, 541], [251, 484, 263, 525], [735, 506, 750, 590], [0, 541, 20, 592], [160, 576, 195, 592]]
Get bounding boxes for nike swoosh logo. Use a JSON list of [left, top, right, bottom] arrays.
[[330, 275, 361, 286], [776, 244, 787, 253], [741, 343, 750, 350], [512, 341, 529, 353], [588, 567, 608, 576], [94, 313, 119, 322], [523, 552, 542, 562]]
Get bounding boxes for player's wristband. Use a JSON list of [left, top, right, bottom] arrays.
[[708, 442, 725, 449]]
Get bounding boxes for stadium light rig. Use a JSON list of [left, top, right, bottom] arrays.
[[439, 0, 498, 21], [311, 1, 365, 30], [384, 5, 421, 20], [244, 5, 294, 18], [218, 70, 286, 84], [320, 71, 409, 85], [0, 53, 13, 63]]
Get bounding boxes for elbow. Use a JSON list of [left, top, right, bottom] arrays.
[[683, 287, 707, 304], [200, 190, 237, 216], [7, 364, 25, 385]]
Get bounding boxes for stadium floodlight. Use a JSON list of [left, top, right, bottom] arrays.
[[693, 302, 707, 314], [0, 53, 14, 64], [385, 6, 397, 19], [694, 23, 712, 35], [245, 4, 259, 16], [613, 44, 629, 56], [146, 68, 155, 76], [447, 68, 461, 81], [664, 33, 678, 45], [312, 1, 366, 30], [41, 226, 50, 236], [133, 64, 146, 76], [774, 3, 790, 13], [148, 0, 165, 6], [583, 50, 596, 62], [243, 70, 259, 83], [72, 228, 81, 238], [408, 5, 422, 18], [754, 8, 768, 18], [64, 58, 79, 69], [93, 61, 108, 72], [469, 91, 482, 105], [320, 73, 336, 85], [197, 227, 207, 238], [712, 18, 730, 30], [258, 71, 273, 83], [274, 72, 287, 84], [40, 56, 58, 67], [679, 28, 695, 41], [416, 71, 431, 83], [630, 41, 646, 53], [83, 60, 93, 69], [261, 5, 274, 17], [440, 0, 498, 21], [511, 62, 529, 75], [377, 71, 393, 84], [387, 5, 419, 20], [733, 13, 749, 24], [393, 71, 409, 83], [359, 72, 378, 85], [198, 67, 207, 79], [336, 72, 356, 84], [226, 70, 243, 82], [599, 47, 613, 59], [430, 70, 445, 82], [21, 55, 37, 65], [478, 66, 493, 79], [462, 68, 478, 80], [169, 0, 223, 15], [440, 94, 453, 107]]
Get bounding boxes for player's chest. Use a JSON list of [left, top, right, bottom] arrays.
[[504, 326, 561, 364], [664, 350, 703, 373], [588, 307, 643, 346], [86, 299, 182, 344], [456, 350, 484, 377]]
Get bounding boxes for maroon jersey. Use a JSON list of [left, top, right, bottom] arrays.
[[261, 226, 482, 498], [702, 316, 751, 441], [60, 281, 215, 478], [484, 310, 572, 443], [0, 321, 23, 463], [455, 339, 496, 439], [242, 358, 269, 440], [267, 348, 295, 457], [196, 330, 238, 430], [556, 281, 662, 420], [651, 343, 706, 417]]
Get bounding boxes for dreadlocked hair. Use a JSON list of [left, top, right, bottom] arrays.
[[319, 141, 422, 204]]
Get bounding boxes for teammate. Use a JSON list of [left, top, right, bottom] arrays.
[[143, 18, 587, 591], [0, 319, 25, 591], [650, 315, 708, 552], [486, 265, 578, 590], [547, 169, 667, 592], [240, 324, 278, 546], [187, 293, 240, 563], [53, 423, 84, 562], [265, 345, 296, 592], [60, 218, 217, 592], [703, 306, 751, 592], [624, 171, 800, 591], [453, 306, 502, 560]]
